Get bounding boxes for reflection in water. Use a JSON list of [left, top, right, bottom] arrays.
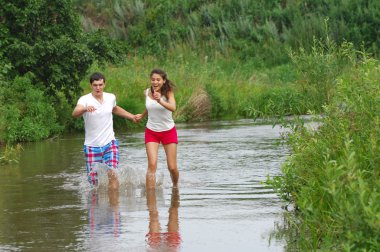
[[269, 208, 300, 252], [88, 189, 121, 239], [146, 188, 181, 251]]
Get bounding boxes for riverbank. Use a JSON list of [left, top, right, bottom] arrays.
[[267, 55, 380, 250]]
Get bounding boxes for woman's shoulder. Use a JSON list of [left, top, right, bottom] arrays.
[[166, 89, 175, 97]]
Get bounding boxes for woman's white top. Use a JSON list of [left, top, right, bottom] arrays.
[[145, 88, 175, 132], [77, 92, 116, 146]]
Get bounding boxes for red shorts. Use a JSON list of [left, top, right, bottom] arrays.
[[145, 126, 178, 145]]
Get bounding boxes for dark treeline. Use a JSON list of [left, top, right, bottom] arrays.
[[75, 0, 380, 65]]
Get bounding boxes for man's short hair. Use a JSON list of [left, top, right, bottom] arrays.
[[90, 72, 105, 84]]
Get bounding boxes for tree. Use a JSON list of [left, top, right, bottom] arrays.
[[0, 0, 94, 103], [0, 0, 127, 143]]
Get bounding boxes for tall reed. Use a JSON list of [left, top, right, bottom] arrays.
[[75, 0, 380, 66]]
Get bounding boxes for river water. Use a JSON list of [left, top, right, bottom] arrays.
[[0, 119, 290, 252]]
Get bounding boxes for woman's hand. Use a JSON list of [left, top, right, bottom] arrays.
[[153, 92, 162, 103]]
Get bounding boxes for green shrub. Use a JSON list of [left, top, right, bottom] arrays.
[[0, 75, 63, 143], [289, 38, 351, 105], [268, 52, 380, 250]]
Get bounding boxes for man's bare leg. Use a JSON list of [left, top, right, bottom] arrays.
[[108, 169, 119, 191]]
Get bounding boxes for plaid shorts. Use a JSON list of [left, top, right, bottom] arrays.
[[83, 140, 119, 184]]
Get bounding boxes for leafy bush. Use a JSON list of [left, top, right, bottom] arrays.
[[290, 38, 353, 106], [0, 0, 93, 102], [0, 75, 63, 143], [268, 50, 380, 250]]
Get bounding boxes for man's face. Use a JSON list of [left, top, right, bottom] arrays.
[[91, 79, 105, 97]]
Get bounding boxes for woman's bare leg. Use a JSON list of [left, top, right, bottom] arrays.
[[163, 143, 179, 187], [146, 142, 160, 189]]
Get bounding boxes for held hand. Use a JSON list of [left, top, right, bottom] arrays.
[[86, 106, 96, 113], [135, 114, 143, 123], [131, 115, 137, 124]]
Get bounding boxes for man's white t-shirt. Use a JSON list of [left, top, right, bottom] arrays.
[[77, 92, 116, 147]]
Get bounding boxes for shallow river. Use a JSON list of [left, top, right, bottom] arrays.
[[0, 119, 290, 252]]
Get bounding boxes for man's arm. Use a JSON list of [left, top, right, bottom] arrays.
[[72, 104, 87, 118], [113, 105, 136, 122]]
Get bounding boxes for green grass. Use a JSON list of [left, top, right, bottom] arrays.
[[80, 49, 311, 130]]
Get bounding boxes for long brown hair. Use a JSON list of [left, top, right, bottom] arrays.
[[150, 68, 175, 98]]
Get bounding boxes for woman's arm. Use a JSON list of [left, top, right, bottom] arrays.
[[135, 108, 147, 122], [157, 91, 176, 112]]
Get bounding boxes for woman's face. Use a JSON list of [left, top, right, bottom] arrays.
[[150, 73, 165, 92]]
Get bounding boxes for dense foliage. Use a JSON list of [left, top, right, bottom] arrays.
[[0, 0, 92, 100], [0, 74, 62, 143], [0, 0, 126, 143], [75, 0, 380, 66], [268, 44, 380, 250]]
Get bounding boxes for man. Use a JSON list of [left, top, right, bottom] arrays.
[[72, 72, 135, 190]]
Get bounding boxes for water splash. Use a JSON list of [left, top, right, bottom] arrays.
[[61, 163, 165, 194], [92, 163, 164, 189]]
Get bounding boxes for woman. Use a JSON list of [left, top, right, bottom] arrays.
[[135, 69, 179, 189]]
